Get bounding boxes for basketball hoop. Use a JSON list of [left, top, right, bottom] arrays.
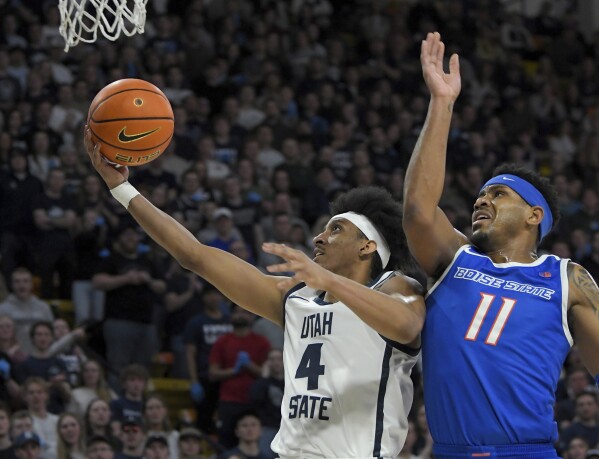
[[58, 0, 148, 52]]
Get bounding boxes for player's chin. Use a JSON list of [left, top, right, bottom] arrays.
[[470, 229, 491, 250]]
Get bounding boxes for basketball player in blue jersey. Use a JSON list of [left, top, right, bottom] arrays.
[[403, 32, 599, 458], [83, 128, 426, 458]]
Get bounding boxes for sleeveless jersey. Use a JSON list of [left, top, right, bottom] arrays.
[[423, 245, 572, 446], [272, 271, 420, 458]]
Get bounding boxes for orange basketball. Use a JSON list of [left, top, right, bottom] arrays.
[[88, 79, 174, 167]]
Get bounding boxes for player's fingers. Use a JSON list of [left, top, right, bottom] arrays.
[[449, 53, 460, 76], [436, 40, 445, 72], [266, 262, 294, 274], [262, 242, 299, 260]]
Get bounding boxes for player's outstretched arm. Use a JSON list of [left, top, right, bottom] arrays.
[[568, 263, 599, 378], [403, 32, 467, 277], [85, 128, 286, 326], [264, 243, 425, 344]]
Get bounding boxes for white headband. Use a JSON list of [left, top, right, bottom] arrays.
[[332, 212, 391, 268]]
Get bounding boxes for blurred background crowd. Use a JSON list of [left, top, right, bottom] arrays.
[[0, 0, 598, 458]]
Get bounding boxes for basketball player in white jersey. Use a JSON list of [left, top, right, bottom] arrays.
[[84, 128, 425, 458]]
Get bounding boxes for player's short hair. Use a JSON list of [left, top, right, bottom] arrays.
[[330, 186, 413, 278], [491, 164, 560, 235]]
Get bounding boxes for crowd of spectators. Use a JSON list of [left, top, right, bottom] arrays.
[[0, 0, 598, 458]]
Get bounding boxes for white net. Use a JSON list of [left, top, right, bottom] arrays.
[[58, 0, 148, 52]]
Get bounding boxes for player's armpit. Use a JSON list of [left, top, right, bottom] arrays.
[[567, 262, 599, 375]]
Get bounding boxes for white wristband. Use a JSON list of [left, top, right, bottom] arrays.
[[110, 182, 140, 209]]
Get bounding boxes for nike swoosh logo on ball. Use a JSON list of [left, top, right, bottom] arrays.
[[118, 127, 160, 143]]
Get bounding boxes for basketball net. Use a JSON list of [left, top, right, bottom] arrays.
[[58, 0, 148, 52]]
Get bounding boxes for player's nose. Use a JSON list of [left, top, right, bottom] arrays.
[[473, 193, 490, 210]]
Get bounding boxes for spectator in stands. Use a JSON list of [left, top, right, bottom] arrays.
[[84, 399, 120, 451], [10, 411, 34, 441], [15, 322, 72, 414], [71, 205, 108, 326], [184, 284, 232, 435], [162, 262, 203, 379], [114, 415, 145, 459], [142, 434, 169, 459], [68, 360, 116, 418], [0, 149, 43, 282], [559, 391, 599, 453], [0, 401, 15, 458], [566, 436, 590, 459], [56, 413, 84, 459], [0, 315, 26, 364], [249, 349, 283, 458], [142, 395, 178, 459], [13, 431, 43, 459], [0, 268, 54, 355], [204, 208, 241, 253], [22, 378, 58, 457], [31, 167, 78, 299], [177, 427, 207, 459], [209, 305, 270, 448], [556, 367, 596, 427], [109, 365, 148, 427], [92, 223, 166, 381], [220, 412, 268, 459], [85, 435, 114, 459], [52, 319, 85, 388]]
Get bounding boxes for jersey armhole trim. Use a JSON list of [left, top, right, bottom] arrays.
[[561, 260, 574, 347], [425, 245, 469, 299], [379, 334, 421, 356], [283, 282, 306, 329]]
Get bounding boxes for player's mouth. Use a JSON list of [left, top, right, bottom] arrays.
[[472, 211, 492, 228], [313, 248, 324, 260]]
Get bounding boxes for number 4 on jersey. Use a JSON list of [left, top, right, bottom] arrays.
[[295, 343, 325, 390], [465, 293, 516, 345]]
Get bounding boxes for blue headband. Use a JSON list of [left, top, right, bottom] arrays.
[[480, 174, 553, 241]]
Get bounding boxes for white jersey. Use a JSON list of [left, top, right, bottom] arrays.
[[272, 271, 420, 459]]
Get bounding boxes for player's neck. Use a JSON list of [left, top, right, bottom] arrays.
[[485, 244, 539, 264]]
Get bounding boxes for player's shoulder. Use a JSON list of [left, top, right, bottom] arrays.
[[377, 271, 425, 297]]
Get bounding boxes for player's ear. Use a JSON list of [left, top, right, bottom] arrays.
[[359, 240, 378, 257], [528, 206, 544, 227]]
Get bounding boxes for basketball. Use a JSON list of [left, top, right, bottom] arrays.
[[87, 79, 174, 167]]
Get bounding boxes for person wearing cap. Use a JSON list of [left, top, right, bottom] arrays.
[[403, 32, 599, 458], [92, 221, 166, 387], [115, 415, 145, 459], [86, 435, 114, 459], [85, 129, 426, 458], [204, 207, 241, 253], [13, 431, 42, 459], [177, 427, 205, 459], [142, 434, 168, 459]]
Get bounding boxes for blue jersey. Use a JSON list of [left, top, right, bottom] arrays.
[[423, 245, 572, 447]]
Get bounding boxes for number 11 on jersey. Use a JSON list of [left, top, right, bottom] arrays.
[[465, 293, 517, 345]]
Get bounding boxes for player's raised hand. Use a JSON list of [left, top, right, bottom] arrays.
[[263, 242, 333, 292], [84, 126, 129, 189], [421, 32, 461, 101]]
